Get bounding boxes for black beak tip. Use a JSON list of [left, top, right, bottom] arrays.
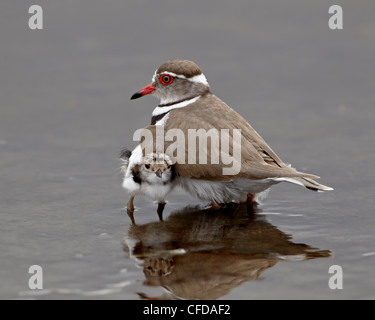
[[131, 92, 142, 100]]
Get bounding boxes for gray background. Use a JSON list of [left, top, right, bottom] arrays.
[[0, 0, 374, 299]]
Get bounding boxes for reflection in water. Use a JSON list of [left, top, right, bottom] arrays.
[[123, 204, 331, 300]]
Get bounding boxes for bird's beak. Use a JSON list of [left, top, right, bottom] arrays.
[[155, 169, 163, 178], [131, 83, 155, 100]]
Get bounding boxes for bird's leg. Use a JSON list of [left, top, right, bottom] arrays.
[[126, 196, 136, 225], [245, 193, 255, 205], [157, 202, 166, 221], [204, 202, 221, 211], [242, 193, 257, 217]]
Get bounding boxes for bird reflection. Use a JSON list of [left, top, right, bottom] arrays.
[[123, 204, 331, 300]]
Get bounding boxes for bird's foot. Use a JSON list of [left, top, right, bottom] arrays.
[[204, 202, 222, 211]]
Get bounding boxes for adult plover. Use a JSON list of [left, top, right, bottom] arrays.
[[130, 60, 333, 207], [120, 148, 176, 224]]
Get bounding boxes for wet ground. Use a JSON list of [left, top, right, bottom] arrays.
[[1, 0, 375, 299]]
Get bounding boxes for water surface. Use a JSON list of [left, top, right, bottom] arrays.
[[1, 0, 375, 299]]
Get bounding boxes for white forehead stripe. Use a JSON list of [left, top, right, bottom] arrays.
[[151, 69, 158, 83], [152, 96, 200, 116], [152, 71, 208, 86]]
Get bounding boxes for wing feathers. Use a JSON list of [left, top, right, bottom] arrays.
[[135, 93, 329, 187]]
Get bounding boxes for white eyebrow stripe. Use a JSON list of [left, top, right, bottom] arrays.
[[153, 71, 209, 85], [151, 70, 157, 83], [189, 73, 209, 85]]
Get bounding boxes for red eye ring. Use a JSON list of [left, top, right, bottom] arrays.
[[160, 74, 174, 85]]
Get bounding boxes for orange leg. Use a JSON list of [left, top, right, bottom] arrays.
[[204, 202, 222, 211], [242, 193, 255, 205]]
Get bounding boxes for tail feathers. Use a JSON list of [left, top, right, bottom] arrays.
[[277, 163, 333, 192], [283, 177, 334, 192]]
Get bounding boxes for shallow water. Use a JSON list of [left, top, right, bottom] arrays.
[[1, 1, 375, 299]]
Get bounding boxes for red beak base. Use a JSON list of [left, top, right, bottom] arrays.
[[131, 83, 155, 100]]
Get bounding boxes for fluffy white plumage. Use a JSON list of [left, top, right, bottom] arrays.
[[176, 175, 324, 204], [176, 176, 278, 204], [120, 149, 176, 206]]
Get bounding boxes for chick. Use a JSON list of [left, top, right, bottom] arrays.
[[120, 148, 176, 224]]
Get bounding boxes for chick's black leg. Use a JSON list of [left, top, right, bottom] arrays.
[[157, 202, 166, 221]]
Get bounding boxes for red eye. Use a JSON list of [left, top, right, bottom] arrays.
[[160, 74, 174, 85]]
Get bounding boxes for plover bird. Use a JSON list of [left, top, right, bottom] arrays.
[[120, 148, 176, 224], [130, 60, 333, 207]]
